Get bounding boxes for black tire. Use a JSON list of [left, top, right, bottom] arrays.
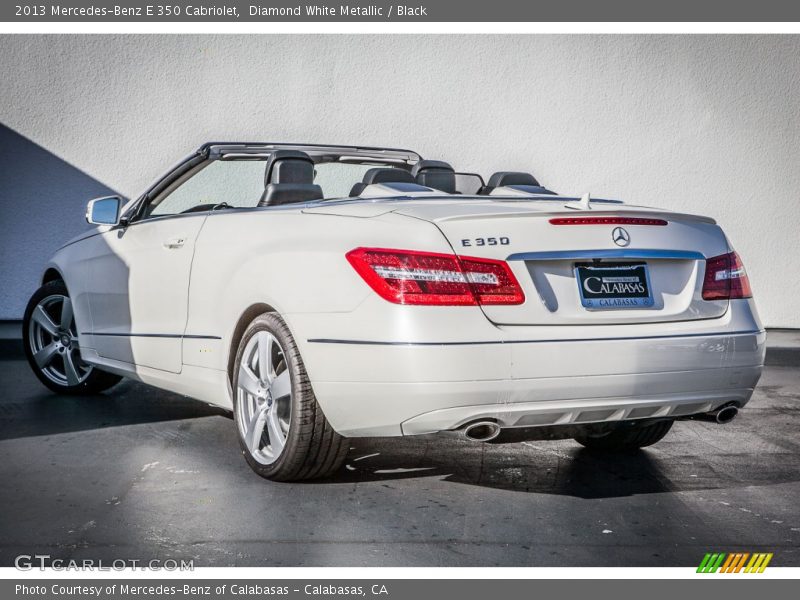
[[573, 419, 674, 451], [23, 280, 122, 395], [232, 312, 348, 481]]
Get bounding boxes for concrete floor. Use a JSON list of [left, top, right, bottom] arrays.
[[0, 347, 798, 567]]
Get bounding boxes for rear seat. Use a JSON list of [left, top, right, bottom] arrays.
[[411, 160, 457, 193], [479, 171, 555, 195], [349, 168, 415, 197]]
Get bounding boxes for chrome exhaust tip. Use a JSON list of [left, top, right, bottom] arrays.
[[715, 406, 738, 424], [691, 404, 739, 424], [461, 421, 502, 442]]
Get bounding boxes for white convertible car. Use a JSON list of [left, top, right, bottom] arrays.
[[23, 142, 765, 480]]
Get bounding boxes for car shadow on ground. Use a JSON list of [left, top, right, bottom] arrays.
[[0, 378, 229, 441], [0, 387, 687, 499], [317, 438, 677, 499], [4, 366, 798, 501], [318, 433, 800, 500]]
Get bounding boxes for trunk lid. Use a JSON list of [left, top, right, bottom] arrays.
[[391, 198, 729, 325]]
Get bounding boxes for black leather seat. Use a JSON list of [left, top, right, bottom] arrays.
[[258, 150, 324, 207], [488, 172, 541, 188], [362, 167, 416, 185], [478, 171, 555, 195], [411, 160, 456, 193], [349, 167, 416, 197]]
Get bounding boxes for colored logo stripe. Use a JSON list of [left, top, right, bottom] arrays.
[[697, 552, 773, 573], [720, 553, 750, 573], [697, 553, 726, 573], [745, 553, 773, 573]]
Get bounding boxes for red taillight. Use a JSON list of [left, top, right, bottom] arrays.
[[458, 255, 526, 305], [549, 217, 668, 226], [346, 247, 525, 306], [702, 251, 752, 300]]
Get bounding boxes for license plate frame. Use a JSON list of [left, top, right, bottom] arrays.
[[575, 261, 654, 310]]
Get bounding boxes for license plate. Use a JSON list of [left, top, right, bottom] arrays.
[[575, 262, 654, 310]]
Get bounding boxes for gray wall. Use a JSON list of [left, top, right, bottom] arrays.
[[0, 35, 798, 326]]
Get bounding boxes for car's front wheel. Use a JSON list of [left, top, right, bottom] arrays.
[[573, 419, 674, 451], [23, 280, 122, 395], [232, 312, 348, 481]]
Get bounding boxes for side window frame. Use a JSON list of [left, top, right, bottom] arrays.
[[124, 154, 209, 225], [138, 157, 272, 219], [138, 160, 218, 221]]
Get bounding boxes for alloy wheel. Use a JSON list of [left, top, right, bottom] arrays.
[[27, 294, 92, 387], [236, 330, 292, 465]]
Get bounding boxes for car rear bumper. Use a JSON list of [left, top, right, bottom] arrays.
[[304, 332, 766, 437], [399, 369, 760, 435], [306, 328, 765, 437]]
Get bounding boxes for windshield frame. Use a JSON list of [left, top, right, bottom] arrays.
[[124, 142, 422, 223]]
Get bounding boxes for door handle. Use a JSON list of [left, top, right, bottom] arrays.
[[163, 236, 187, 249]]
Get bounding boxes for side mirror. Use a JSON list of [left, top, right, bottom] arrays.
[[86, 196, 123, 226]]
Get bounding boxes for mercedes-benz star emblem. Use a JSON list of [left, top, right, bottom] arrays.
[[612, 227, 630, 247]]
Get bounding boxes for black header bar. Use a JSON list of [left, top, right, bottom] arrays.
[[4, 1, 800, 22]]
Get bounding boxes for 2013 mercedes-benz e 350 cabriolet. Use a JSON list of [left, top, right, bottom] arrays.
[[23, 142, 765, 480]]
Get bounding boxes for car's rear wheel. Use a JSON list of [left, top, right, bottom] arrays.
[[23, 280, 122, 395], [232, 312, 348, 481], [573, 419, 674, 451]]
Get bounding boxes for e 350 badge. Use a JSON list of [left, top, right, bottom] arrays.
[[461, 237, 510, 247]]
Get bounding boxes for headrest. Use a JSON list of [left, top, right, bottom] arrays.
[[411, 159, 456, 193], [259, 183, 323, 207], [410, 160, 453, 177], [362, 168, 415, 185], [487, 171, 540, 188], [264, 150, 315, 185]]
